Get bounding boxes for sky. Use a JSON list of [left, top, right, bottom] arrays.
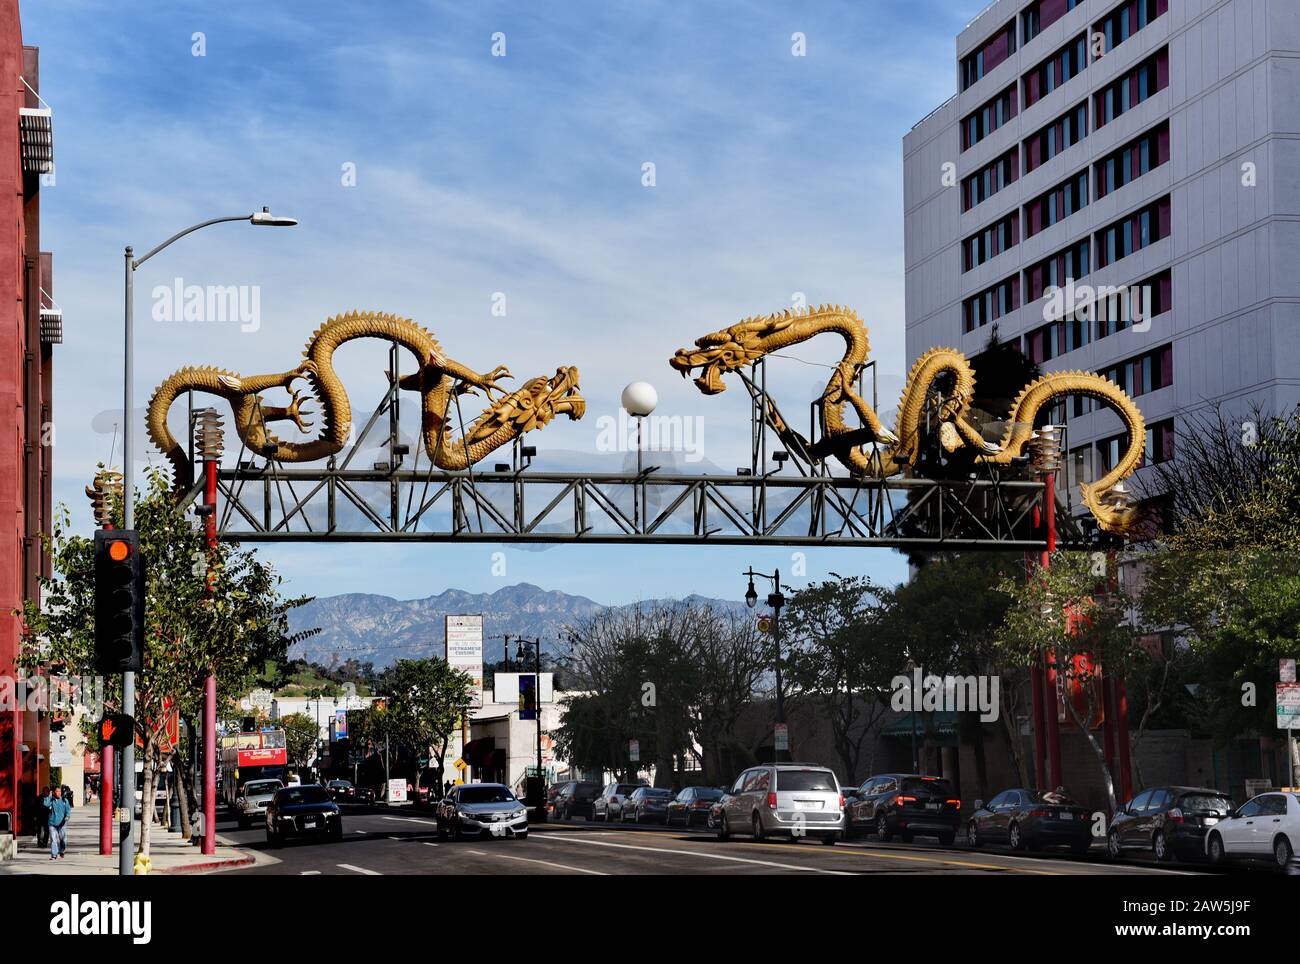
[[26, 0, 973, 607]]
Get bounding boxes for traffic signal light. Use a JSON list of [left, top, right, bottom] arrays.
[[97, 713, 134, 749], [94, 529, 145, 674]]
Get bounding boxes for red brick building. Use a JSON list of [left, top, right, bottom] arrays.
[[0, 0, 56, 848]]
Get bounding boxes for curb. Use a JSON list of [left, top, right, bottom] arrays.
[[157, 851, 256, 875]]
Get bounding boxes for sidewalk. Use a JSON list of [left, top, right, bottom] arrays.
[[0, 808, 254, 875]]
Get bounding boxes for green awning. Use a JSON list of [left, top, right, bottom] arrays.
[[882, 711, 959, 738]]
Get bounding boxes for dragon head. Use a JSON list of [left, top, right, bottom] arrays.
[[468, 366, 585, 442], [669, 313, 797, 395]]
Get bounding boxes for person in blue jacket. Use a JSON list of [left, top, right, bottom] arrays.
[[43, 785, 71, 859]]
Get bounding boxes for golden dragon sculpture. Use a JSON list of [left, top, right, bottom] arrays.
[[148, 310, 585, 493], [670, 305, 1146, 533]]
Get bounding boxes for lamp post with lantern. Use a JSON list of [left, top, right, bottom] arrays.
[[743, 567, 787, 761]]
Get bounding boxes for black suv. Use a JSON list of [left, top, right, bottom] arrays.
[[553, 781, 602, 820], [1108, 786, 1234, 863], [848, 774, 961, 845]]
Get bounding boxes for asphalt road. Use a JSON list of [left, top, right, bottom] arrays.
[[219, 806, 1223, 876]]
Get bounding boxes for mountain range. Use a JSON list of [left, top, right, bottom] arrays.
[[287, 582, 748, 668]]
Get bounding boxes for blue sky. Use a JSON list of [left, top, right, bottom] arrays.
[[27, 0, 971, 606]]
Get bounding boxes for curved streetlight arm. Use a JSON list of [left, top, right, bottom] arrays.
[[132, 213, 256, 269]]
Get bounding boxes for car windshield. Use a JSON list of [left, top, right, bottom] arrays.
[[694, 788, 724, 800], [277, 786, 330, 805], [330, 780, 352, 788], [644, 789, 673, 798], [244, 781, 281, 795], [615, 785, 641, 795], [460, 787, 515, 804], [776, 770, 838, 792], [1033, 789, 1078, 805], [1178, 793, 1232, 813], [574, 785, 599, 799]]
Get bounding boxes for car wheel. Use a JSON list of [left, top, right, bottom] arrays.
[[938, 831, 955, 847], [330, 821, 343, 842], [1274, 835, 1293, 869], [717, 812, 730, 840], [875, 813, 893, 843], [966, 821, 980, 849], [436, 819, 447, 840], [1107, 829, 1122, 860], [1153, 830, 1172, 863], [1207, 832, 1225, 864], [237, 816, 249, 830], [821, 833, 838, 846], [516, 831, 528, 840], [752, 813, 765, 841], [1009, 821, 1025, 852], [265, 827, 279, 848]]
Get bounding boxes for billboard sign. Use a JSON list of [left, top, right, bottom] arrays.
[[445, 615, 485, 708], [1277, 682, 1300, 730]]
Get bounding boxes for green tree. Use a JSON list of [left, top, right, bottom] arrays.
[[379, 658, 474, 793], [17, 467, 312, 853], [278, 712, 320, 771]]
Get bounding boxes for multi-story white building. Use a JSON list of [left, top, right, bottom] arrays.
[[904, 0, 1300, 512]]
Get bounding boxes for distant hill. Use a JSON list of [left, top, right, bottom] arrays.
[[287, 582, 748, 668]]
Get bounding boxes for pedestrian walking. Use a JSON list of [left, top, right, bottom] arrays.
[[44, 785, 71, 860]]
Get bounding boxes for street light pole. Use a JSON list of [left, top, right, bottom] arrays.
[[118, 208, 296, 875]]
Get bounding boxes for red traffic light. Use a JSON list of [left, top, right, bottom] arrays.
[[108, 539, 130, 562]]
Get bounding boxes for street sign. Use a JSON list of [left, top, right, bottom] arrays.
[[629, 739, 640, 762], [452, 757, 468, 771], [756, 614, 772, 634], [50, 728, 72, 767], [1282, 659, 1297, 684], [774, 723, 789, 752], [249, 688, 273, 710], [1277, 682, 1300, 729], [386, 778, 408, 803]]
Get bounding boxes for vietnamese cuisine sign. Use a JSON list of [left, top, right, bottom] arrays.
[[445, 614, 485, 708]]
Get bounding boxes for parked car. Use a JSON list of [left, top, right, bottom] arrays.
[[435, 783, 529, 840], [666, 786, 725, 827], [235, 778, 284, 830], [592, 782, 644, 822], [623, 787, 675, 823], [1108, 786, 1234, 863], [847, 774, 960, 845], [265, 784, 342, 846], [715, 763, 843, 844], [967, 788, 1092, 854], [1205, 790, 1296, 869], [553, 781, 602, 820], [327, 779, 358, 802]]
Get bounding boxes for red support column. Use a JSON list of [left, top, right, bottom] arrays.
[[1115, 677, 1134, 801], [99, 745, 113, 855], [1030, 665, 1046, 789], [1041, 471, 1063, 789], [202, 457, 217, 855]]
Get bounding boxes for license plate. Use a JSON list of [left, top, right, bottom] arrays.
[[304, 817, 318, 827], [793, 800, 823, 810], [926, 803, 940, 811], [1059, 813, 1073, 820]]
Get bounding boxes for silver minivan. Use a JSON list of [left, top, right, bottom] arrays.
[[716, 764, 844, 844]]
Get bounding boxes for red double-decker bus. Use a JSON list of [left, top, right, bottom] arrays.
[[220, 729, 288, 809]]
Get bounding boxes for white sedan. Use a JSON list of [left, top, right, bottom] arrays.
[[1205, 791, 1298, 869]]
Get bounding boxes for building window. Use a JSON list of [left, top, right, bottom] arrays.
[[1023, 101, 1087, 173], [1098, 419, 1173, 470], [1025, 238, 1091, 302], [961, 85, 1017, 152], [962, 212, 1019, 272], [1094, 0, 1169, 55], [1096, 268, 1172, 339], [1022, 315, 1091, 364], [963, 275, 1021, 332], [961, 19, 1018, 90], [1095, 48, 1169, 128], [1024, 168, 1089, 237], [1023, 0, 1084, 44], [1095, 196, 1170, 268], [1095, 121, 1170, 198], [961, 148, 1019, 212], [1022, 33, 1088, 108], [1100, 343, 1173, 398]]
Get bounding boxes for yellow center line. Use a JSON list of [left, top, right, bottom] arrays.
[[567, 828, 1065, 875]]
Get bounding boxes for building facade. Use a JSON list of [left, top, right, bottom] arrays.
[[904, 0, 1300, 508], [0, 0, 57, 853]]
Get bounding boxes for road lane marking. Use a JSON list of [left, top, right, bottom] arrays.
[[535, 833, 853, 874], [299, 871, 321, 875], [421, 842, 439, 847], [465, 849, 487, 855], [382, 815, 439, 826], [337, 863, 381, 875]]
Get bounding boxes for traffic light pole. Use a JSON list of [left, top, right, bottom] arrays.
[[120, 246, 136, 876]]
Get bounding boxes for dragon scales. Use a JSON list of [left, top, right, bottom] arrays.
[[147, 310, 585, 494], [670, 305, 1146, 534]]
